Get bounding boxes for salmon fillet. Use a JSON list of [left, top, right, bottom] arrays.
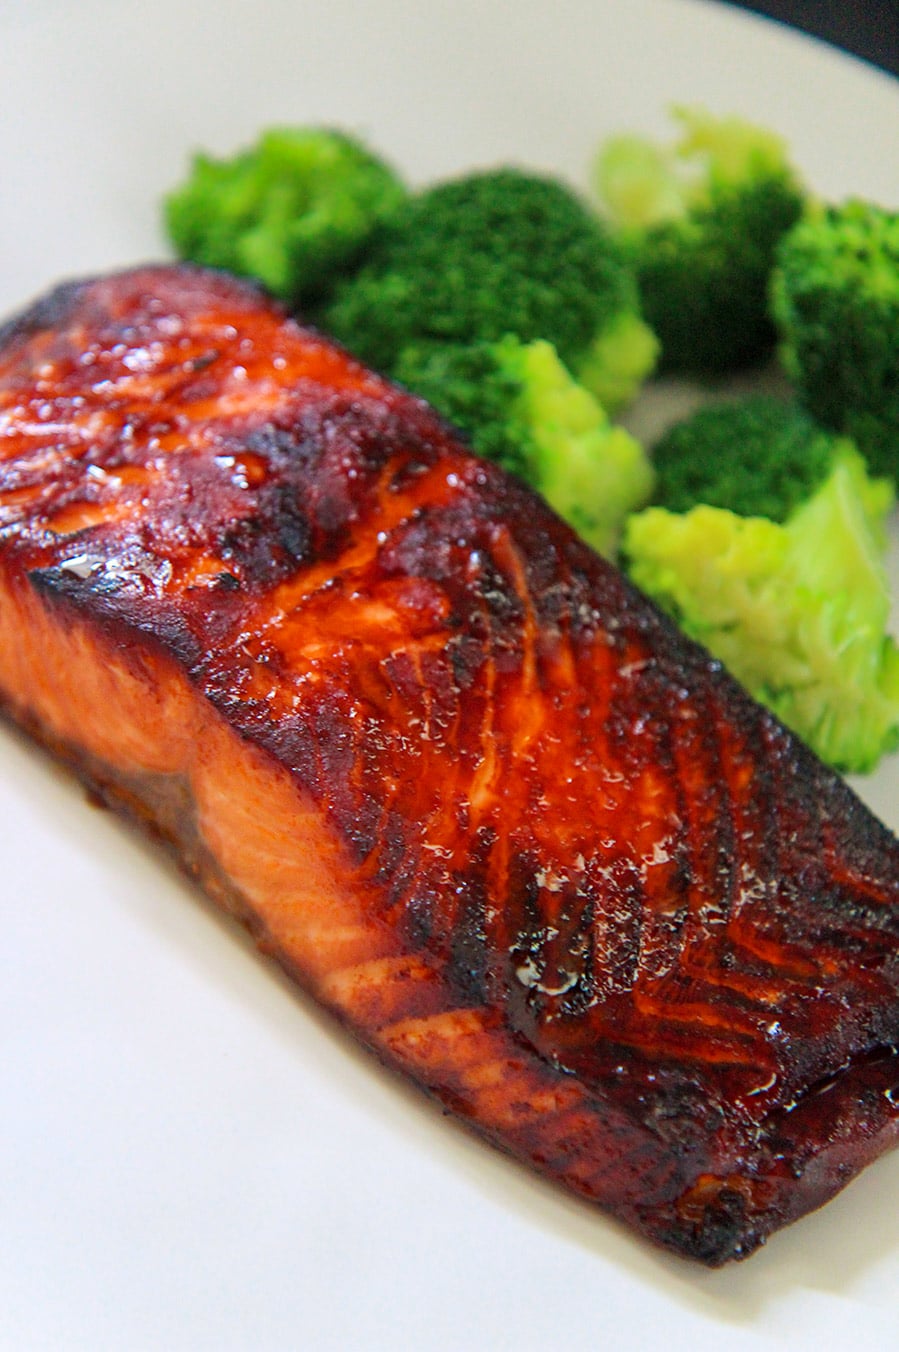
[[1, 263, 899, 1265]]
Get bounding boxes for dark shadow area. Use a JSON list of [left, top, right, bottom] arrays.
[[722, 0, 899, 75]]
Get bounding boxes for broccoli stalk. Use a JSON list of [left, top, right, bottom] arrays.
[[594, 107, 805, 375], [164, 127, 407, 304], [624, 397, 898, 772], [320, 168, 658, 413], [771, 199, 899, 483], [396, 336, 654, 557]]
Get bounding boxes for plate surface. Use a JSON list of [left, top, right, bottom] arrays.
[[1, 2, 898, 1349]]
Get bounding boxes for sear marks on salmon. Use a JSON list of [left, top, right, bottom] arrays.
[[1, 263, 898, 1265]]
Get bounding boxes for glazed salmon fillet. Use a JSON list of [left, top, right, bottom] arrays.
[[2, 263, 899, 1264]]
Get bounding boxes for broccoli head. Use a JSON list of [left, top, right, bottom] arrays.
[[594, 107, 805, 375], [650, 394, 857, 522], [164, 127, 407, 303], [396, 336, 654, 557], [320, 168, 658, 412], [771, 199, 899, 482], [625, 446, 899, 773], [395, 339, 532, 478]]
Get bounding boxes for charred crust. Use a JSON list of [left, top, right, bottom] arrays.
[[0, 277, 89, 350], [659, 1189, 760, 1267]]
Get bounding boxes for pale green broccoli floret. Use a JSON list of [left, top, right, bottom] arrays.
[[575, 310, 662, 416], [625, 449, 899, 772], [594, 107, 805, 374], [396, 336, 654, 556], [164, 127, 407, 303], [511, 339, 655, 555]]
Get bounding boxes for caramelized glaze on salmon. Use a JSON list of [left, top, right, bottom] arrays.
[[2, 264, 899, 1264]]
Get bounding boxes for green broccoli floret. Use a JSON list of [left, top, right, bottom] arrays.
[[319, 168, 658, 413], [164, 127, 406, 303], [396, 337, 654, 557], [624, 446, 899, 773], [594, 107, 805, 375], [395, 339, 532, 478], [771, 199, 899, 483], [651, 394, 854, 522]]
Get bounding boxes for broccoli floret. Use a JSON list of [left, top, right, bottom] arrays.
[[594, 107, 805, 375], [771, 199, 899, 482], [624, 448, 899, 773], [320, 168, 658, 412], [396, 336, 654, 557], [395, 339, 532, 478], [651, 395, 856, 522], [164, 127, 406, 303]]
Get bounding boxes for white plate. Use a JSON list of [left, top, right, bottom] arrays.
[[2, 3, 898, 1349]]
